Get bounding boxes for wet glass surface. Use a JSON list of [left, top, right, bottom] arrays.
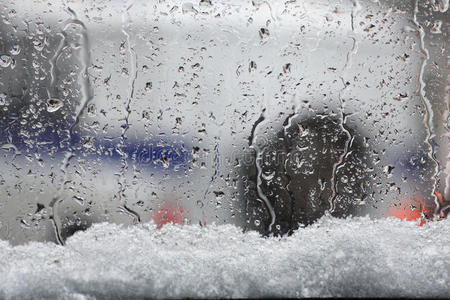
[[0, 0, 448, 244]]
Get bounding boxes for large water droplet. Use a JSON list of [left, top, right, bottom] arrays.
[[0, 55, 12, 68], [262, 171, 275, 181], [46, 98, 63, 112], [9, 45, 20, 56]]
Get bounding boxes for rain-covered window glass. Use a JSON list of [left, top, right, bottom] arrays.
[[0, 0, 448, 247]]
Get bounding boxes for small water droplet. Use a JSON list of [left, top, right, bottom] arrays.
[[254, 219, 261, 226], [384, 165, 395, 178], [87, 104, 96, 116], [169, 6, 179, 13], [83, 136, 95, 149], [199, 0, 212, 7], [46, 98, 63, 112], [119, 41, 126, 55], [142, 110, 151, 121], [145, 82, 153, 92], [430, 20, 442, 34], [341, 175, 349, 183], [249, 61, 257, 72], [8, 9, 16, 18], [72, 195, 85, 205], [259, 28, 270, 39], [0, 55, 12, 68], [191, 63, 201, 70], [0, 93, 6, 106], [213, 191, 224, 200]]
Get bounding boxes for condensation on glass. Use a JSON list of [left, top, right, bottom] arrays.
[[0, 0, 448, 244]]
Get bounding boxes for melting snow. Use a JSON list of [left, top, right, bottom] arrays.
[[1, 217, 450, 299]]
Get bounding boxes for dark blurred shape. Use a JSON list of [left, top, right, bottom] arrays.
[[243, 114, 372, 236]]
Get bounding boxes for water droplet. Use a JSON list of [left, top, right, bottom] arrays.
[[191, 63, 201, 70], [259, 28, 270, 39], [0, 93, 6, 106], [142, 110, 151, 121], [341, 175, 349, 183], [8, 9, 16, 17], [254, 219, 261, 226], [393, 93, 408, 101], [32, 39, 44, 51], [119, 41, 126, 55], [145, 82, 153, 92], [87, 104, 96, 116], [384, 165, 395, 178], [46, 98, 63, 112], [83, 136, 94, 149], [261, 171, 275, 181], [72, 195, 85, 205], [0, 55, 12, 68], [438, 0, 449, 12], [430, 20, 442, 34], [199, 0, 212, 7], [169, 6, 179, 13], [9, 58, 15, 69], [249, 61, 257, 72], [9, 45, 20, 56]]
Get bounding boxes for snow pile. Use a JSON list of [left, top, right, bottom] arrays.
[[1, 217, 450, 299]]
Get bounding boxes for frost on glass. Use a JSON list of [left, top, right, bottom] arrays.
[[0, 0, 448, 244]]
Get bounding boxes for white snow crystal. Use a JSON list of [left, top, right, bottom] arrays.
[[1, 216, 450, 299]]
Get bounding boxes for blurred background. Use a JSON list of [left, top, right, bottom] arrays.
[[0, 0, 448, 244]]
